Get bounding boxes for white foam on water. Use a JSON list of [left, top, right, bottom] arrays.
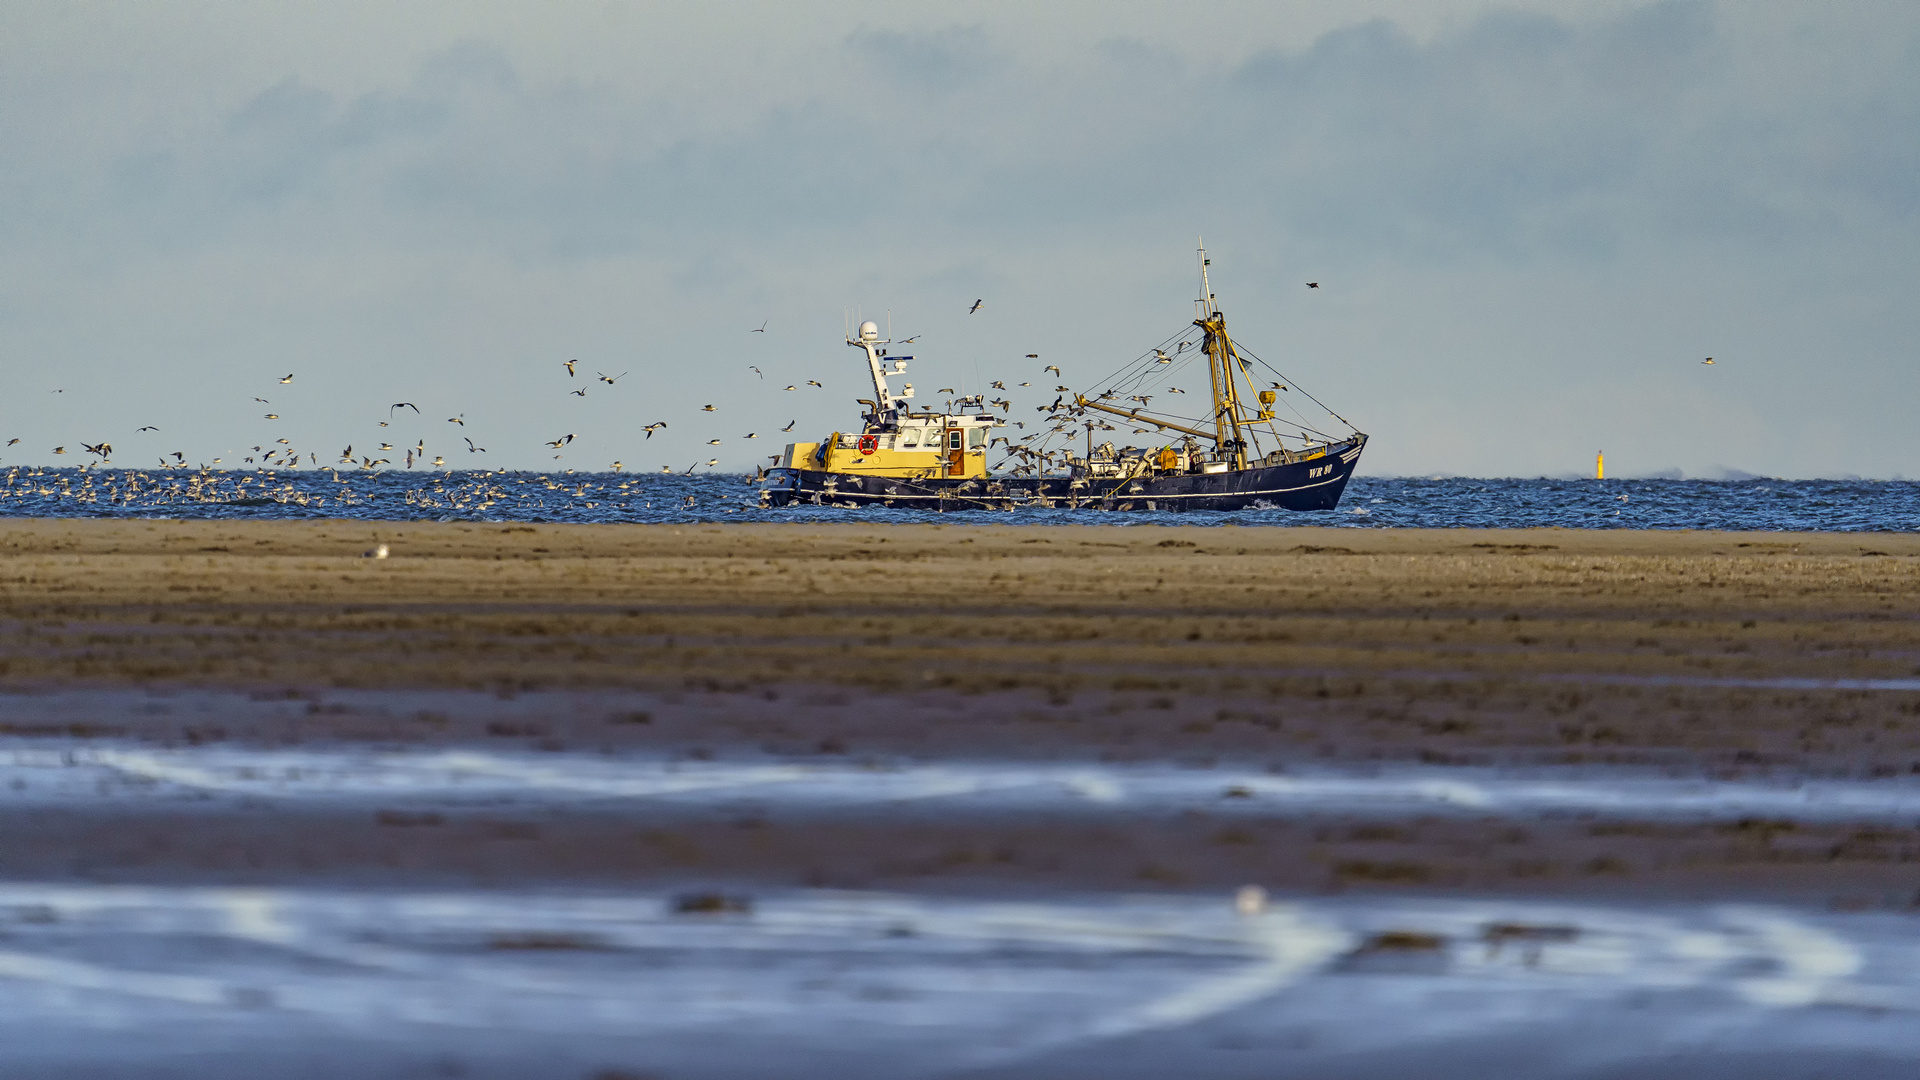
[[0, 883, 1913, 1074], [10, 742, 1920, 823]]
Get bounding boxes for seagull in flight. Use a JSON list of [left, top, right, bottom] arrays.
[[255, 397, 270, 403], [570, 388, 588, 397], [807, 380, 823, 387], [136, 426, 158, 432], [1701, 357, 1715, 365], [783, 385, 798, 391], [279, 373, 294, 383], [900, 335, 919, 344], [991, 381, 1006, 390], [464, 438, 485, 453], [707, 439, 723, 446], [643, 422, 666, 439], [743, 432, 757, 439], [748, 366, 763, 379], [781, 420, 795, 432], [264, 414, 279, 420], [447, 415, 465, 425], [1044, 365, 1060, 376], [751, 321, 767, 333], [598, 371, 627, 385], [1306, 282, 1319, 289], [564, 360, 578, 377], [702, 404, 717, 412], [390, 403, 420, 415], [969, 299, 983, 314]]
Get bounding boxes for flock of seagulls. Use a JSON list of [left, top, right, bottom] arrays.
[[6, 286, 1729, 476]]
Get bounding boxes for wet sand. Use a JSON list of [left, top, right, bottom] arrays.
[[1, 519, 1917, 901], [3, 519, 1919, 1076]]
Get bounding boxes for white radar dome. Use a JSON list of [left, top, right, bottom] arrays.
[[859, 321, 879, 341]]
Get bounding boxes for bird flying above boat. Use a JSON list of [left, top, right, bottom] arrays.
[[968, 300, 983, 314], [1025, 354, 1038, 359], [264, 414, 279, 420], [707, 439, 723, 445], [748, 366, 762, 379], [1044, 365, 1060, 376], [464, 438, 485, 453], [598, 371, 626, 384], [807, 380, 823, 387], [706, 458, 719, 467], [447, 415, 464, 425], [52, 447, 65, 454], [783, 385, 798, 391], [390, 403, 419, 415], [900, 335, 919, 343], [1018, 382, 1031, 387], [643, 422, 666, 439], [570, 389, 588, 397], [1306, 282, 1319, 289], [781, 420, 795, 432], [136, 426, 158, 432], [1702, 358, 1715, 365], [752, 321, 767, 333], [564, 360, 577, 377], [743, 432, 757, 439], [280, 373, 294, 383], [702, 404, 717, 412], [991, 381, 1006, 390], [1167, 387, 1186, 394], [254, 397, 269, 403]]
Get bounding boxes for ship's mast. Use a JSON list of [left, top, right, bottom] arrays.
[[1195, 241, 1248, 470]]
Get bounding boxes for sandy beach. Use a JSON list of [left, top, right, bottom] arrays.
[[1, 519, 1917, 905], [3, 520, 1920, 1076]]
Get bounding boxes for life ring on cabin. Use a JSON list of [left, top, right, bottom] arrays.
[[857, 435, 879, 455]]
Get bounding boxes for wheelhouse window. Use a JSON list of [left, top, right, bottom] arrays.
[[967, 428, 988, 449]]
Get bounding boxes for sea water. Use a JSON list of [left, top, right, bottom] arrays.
[[0, 468, 1916, 530]]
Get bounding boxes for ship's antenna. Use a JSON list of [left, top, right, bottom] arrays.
[[1198, 237, 1214, 317], [886, 310, 891, 342]]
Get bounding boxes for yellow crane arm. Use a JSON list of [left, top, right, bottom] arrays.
[[1073, 397, 1217, 441]]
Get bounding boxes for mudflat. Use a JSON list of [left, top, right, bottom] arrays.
[[1, 518, 1918, 903]]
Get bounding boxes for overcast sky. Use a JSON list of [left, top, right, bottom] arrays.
[[2, 1, 1916, 478]]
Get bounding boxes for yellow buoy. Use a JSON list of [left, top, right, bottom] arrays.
[[1596, 451, 1605, 480]]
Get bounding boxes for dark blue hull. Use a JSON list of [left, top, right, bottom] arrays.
[[763, 435, 1365, 512]]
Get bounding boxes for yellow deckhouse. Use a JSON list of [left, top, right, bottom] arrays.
[[777, 320, 1002, 482]]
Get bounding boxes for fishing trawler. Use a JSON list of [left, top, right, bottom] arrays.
[[762, 245, 1366, 512]]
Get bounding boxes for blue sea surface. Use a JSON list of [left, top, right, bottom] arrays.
[[1, 467, 1916, 531]]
